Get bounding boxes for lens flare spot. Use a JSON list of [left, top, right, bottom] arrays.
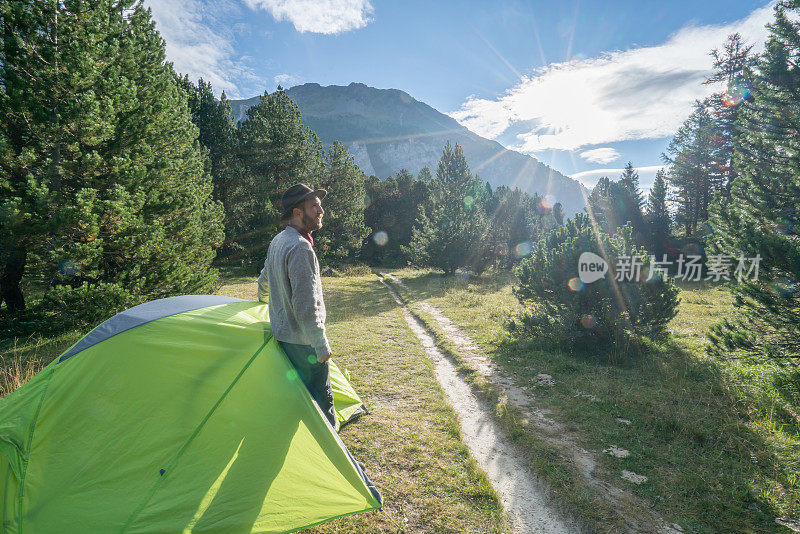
[[777, 218, 795, 235], [58, 259, 80, 277], [723, 80, 751, 107], [540, 194, 556, 210], [568, 277, 584, 291], [514, 241, 533, 258], [580, 314, 597, 329], [768, 278, 799, 298], [373, 230, 389, 246], [464, 195, 475, 210], [285, 369, 298, 381], [307, 354, 317, 364]]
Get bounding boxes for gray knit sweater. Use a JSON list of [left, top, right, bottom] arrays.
[[257, 226, 331, 359]]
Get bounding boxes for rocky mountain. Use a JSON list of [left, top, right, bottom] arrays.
[[229, 83, 587, 216]]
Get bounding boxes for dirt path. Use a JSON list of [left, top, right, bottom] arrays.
[[379, 277, 582, 534], [383, 274, 684, 534]]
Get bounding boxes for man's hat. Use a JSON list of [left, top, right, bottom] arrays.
[[281, 183, 327, 220]]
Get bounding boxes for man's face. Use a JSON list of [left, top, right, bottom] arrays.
[[295, 195, 324, 232]]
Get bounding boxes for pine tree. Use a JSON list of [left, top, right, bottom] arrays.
[[512, 214, 679, 354], [707, 1, 800, 360], [704, 33, 758, 200], [646, 169, 671, 258], [233, 88, 324, 266], [619, 162, 643, 209], [407, 142, 490, 274], [315, 141, 370, 261], [663, 104, 717, 236], [0, 0, 224, 320], [175, 76, 248, 259], [363, 169, 430, 265], [417, 166, 433, 182], [586, 171, 647, 247]]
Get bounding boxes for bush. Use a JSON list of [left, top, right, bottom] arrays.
[[39, 282, 133, 330], [510, 214, 680, 357]]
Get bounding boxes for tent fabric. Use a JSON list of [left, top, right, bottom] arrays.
[[59, 295, 247, 362], [0, 298, 380, 533], [329, 361, 368, 428]]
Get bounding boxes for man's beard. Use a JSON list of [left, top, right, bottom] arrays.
[[302, 211, 322, 231]]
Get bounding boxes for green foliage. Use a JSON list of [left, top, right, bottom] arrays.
[[585, 171, 648, 248], [406, 142, 492, 274], [480, 186, 561, 270], [363, 170, 431, 266], [231, 88, 324, 267], [315, 141, 371, 262], [40, 282, 132, 330], [511, 214, 680, 356], [0, 0, 224, 320], [707, 1, 800, 361], [645, 169, 671, 258], [618, 161, 643, 210]]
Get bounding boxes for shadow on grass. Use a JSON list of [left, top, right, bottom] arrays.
[[393, 270, 517, 300], [493, 329, 795, 531], [325, 279, 404, 326]]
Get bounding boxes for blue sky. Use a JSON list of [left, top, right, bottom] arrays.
[[147, 0, 775, 192]]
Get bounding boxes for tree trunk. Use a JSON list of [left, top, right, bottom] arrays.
[[0, 245, 27, 312]]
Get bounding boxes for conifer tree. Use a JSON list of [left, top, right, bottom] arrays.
[[0, 0, 224, 318], [512, 214, 679, 354], [407, 142, 490, 274], [233, 88, 324, 266], [663, 104, 717, 236], [703, 33, 758, 200], [315, 141, 370, 261], [586, 171, 647, 247], [619, 162, 643, 209], [708, 1, 800, 360], [417, 166, 433, 182], [646, 169, 671, 258], [363, 169, 429, 265]]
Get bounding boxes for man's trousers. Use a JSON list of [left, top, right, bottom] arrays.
[[278, 341, 336, 427]]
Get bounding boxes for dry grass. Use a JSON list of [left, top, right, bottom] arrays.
[[0, 342, 42, 397], [390, 267, 800, 533]]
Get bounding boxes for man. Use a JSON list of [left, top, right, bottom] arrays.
[[258, 183, 336, 427]]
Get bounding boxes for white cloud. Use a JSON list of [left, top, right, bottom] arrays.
[[244, 0, 373, 34], [571, 165, 670, 193], [451, 4, 774, 153], [580, 147, 620, 164], [274, 73, 301, 87], [146, 0, 265, 98]]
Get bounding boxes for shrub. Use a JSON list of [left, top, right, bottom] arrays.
[[510, 214, 680, 356], [39, 282, 133, 331]]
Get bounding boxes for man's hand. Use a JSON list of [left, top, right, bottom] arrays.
[[317, 352, 332, 363]]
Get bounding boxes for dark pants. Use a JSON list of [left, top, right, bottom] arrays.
[[278, 341, 336, 427]]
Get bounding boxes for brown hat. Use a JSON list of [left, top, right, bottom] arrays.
[[281, 183, 327, 221]]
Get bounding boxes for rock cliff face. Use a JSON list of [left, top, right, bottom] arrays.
[[229, 83, 587, 216]]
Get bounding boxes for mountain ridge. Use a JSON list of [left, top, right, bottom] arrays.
[[228, 82, 588, 216]]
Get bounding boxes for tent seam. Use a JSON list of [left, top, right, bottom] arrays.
[[119, 337, 270, 533], [2, 466, 10, 527], [16, 365, 56, 534]]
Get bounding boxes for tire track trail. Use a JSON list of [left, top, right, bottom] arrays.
[[378, 276, 582, 534], [382, 273, 684, 534]]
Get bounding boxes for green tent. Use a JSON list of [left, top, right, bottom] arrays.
[[0, 296, 381, 533]]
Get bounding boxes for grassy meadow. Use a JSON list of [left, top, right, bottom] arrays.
[[389, 268, 800, 533], [0, 273, 508, 534], [3, 268, 799, 532]]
